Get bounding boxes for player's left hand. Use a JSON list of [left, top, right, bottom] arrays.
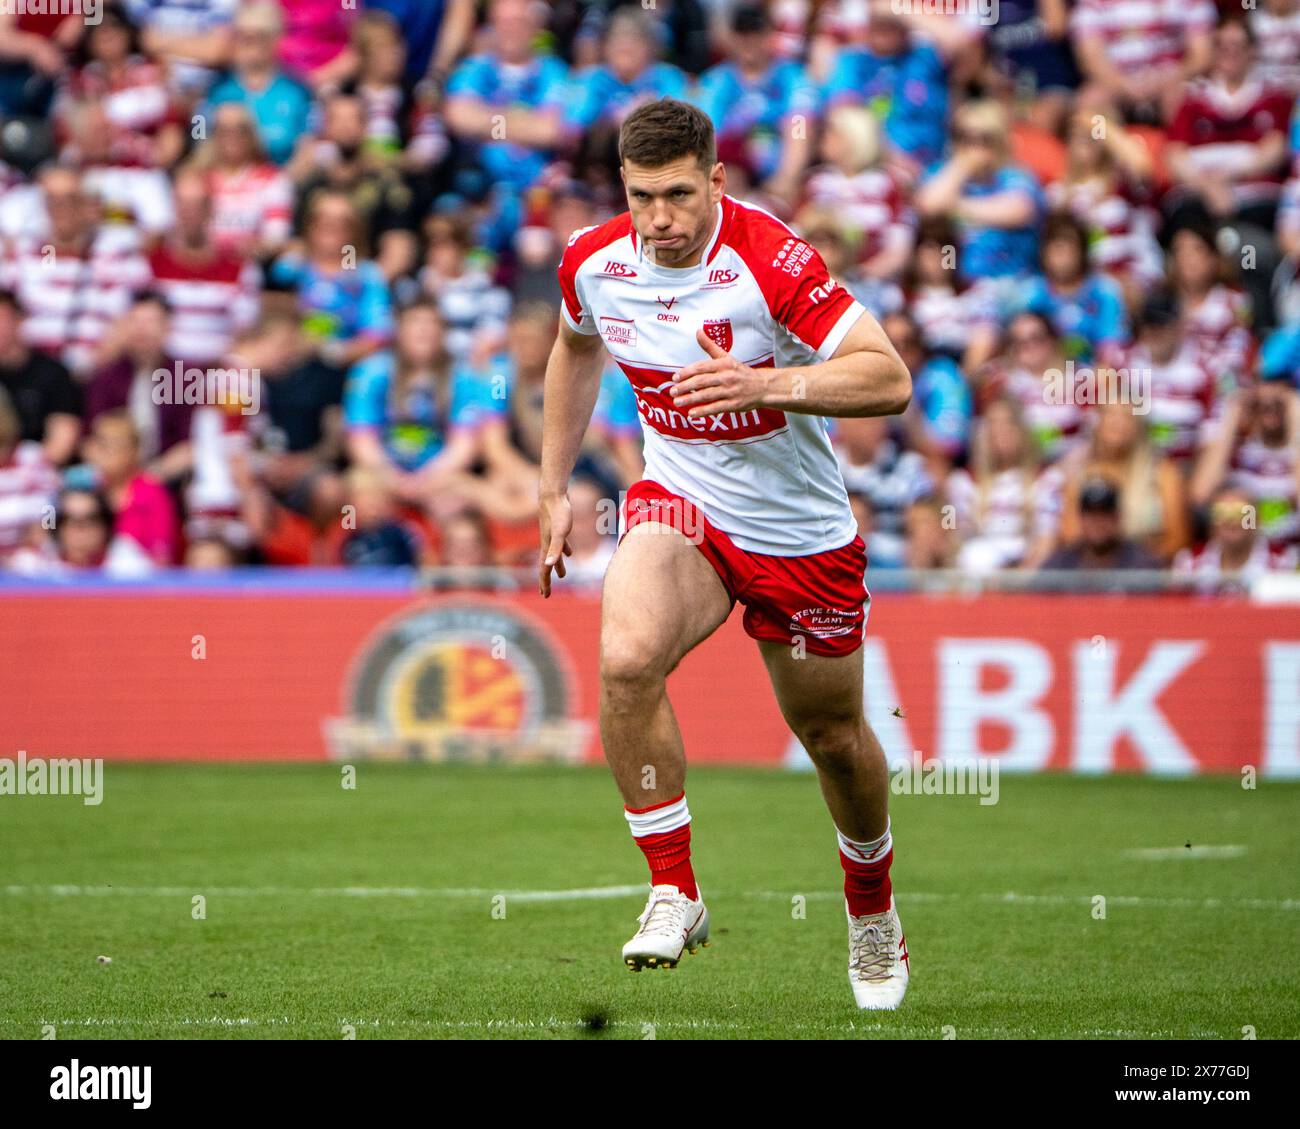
[[670, 330, 772, 419]]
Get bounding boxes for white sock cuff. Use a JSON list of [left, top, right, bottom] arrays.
[[624, 793, 691, 838], [837, 818, 892, 864]]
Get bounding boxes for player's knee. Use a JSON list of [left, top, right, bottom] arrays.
[[795, 716, 866, 773], [599, 636, 669, 695]]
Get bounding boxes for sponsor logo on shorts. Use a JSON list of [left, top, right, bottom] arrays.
[[789, 606, 860, 639]]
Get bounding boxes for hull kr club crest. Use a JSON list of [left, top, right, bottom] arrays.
[[702, 319, 734, 353]]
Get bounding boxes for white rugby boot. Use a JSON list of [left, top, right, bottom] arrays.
[[847, 896, 909, 1009], [622, 884, 710, 971]]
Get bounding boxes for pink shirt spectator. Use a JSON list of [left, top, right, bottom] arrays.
[[277, 0, 358, 82], [114, 472, 180, 566]]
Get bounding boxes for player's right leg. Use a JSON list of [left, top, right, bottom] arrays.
[[599, 519, 732, 970]]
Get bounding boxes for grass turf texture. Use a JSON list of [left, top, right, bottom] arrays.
[[1, 764, 1297, 1040]]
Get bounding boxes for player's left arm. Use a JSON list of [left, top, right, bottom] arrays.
[[671, 310, 912, 419]]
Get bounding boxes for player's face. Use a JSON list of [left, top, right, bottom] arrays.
[[622, 157, 726, 268]]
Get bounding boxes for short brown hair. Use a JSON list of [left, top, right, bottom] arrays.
[[619, 98, 717, 172]]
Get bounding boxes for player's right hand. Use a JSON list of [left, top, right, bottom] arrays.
[[538, 493, 574, 598]]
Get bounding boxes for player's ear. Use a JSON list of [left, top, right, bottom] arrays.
[[711, 162, 726, 200]]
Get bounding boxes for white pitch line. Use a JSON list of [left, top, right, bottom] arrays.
[[1123, 845, 1248, 861], [0, 1017, 1234, 1039], [3, 884, 1298, 911]]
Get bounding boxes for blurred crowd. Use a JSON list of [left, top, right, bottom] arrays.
[[1, 0, 1300, 590]]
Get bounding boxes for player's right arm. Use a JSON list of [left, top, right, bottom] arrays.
[[538, 319, 607, 597]]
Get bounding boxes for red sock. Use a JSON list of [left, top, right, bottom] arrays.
[[838, 823, 893, 917], [625, 794, 698, 899]]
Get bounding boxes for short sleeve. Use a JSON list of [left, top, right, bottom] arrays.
[[558, 230, 599, 335], [343, 355, 390, 429], [763, 237, 865, 360]]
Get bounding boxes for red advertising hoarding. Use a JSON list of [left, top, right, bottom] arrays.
[[1, 589, 1297, 776]]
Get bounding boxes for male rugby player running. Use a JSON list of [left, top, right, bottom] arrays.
[[538, 99, 912, 1008]]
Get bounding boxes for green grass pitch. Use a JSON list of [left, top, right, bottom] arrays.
[[1, 763, 1297, 1040]]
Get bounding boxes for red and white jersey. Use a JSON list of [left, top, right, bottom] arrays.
[[1071, 0, 1215, 74], [1120, 341, 1227, 464], [208, 164, 293, 257], [1252, 8, 1300, 98], [148, 245, 262, 367], [0, 441, 59, 557], [559, 195, 867, 556], [1, 227, 151, 376], [802, 165, 914, 264], [1182, 285, 1254, 386]]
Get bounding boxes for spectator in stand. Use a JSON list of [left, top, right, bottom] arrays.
[[512, 178, 600, 307], [343, 299, 491, 517], [1174, 483, 1298, 591], [276, 0, 360, 93], [289, 92, 420, 281], [57, 2, 183, 171], [979, 311, 1083, 464], [0, 6, 71, 119], [62, 99, 176, 241], [1071, 0, 1214, 124], [797, 209, 903, 323], [412, 212, 512, 367], [884, 311, 970, 478], [270, 188, 393, 372], [832, 416, 932, 568], [205, 1, 315, 167], [823, 3, 961, 177], [147, 168, 262, 369], [125, 0, 238, 102], [1047, 108, 1162, 309], [946, 397, 1059, 573], [694, 3, 817, 215], [443, 0, 570, 253], [567, 8, 689, 192], [197, 101, 294, 262], [915, 100, 1046, 304], [1, 167, 151, 378], [338, 466, 422, 566], [1057, 401, 1191, 563], [365, 0, 478, 87], [85, 294, 193, 482], [1252, 0, 1300, 100], [1167, 222, 1255, 387], [0, 289, 81, 466], [1040, 476, 1162, 570], [5, 485, 115, 577], [1014, 211, 1129, 365], [979, 0, 1079, 136], [243, 311, 346, 532], [903, 218, 1000, 370], [1164, 19, 1293, 233], [1121, 291, 1229, 468], [802, 107, 913, 280], [83, 409, 180, 572], [558, 475, 618, 586], [438, 506, 495, 571], [345, 10, 450, 180], [0, 385, 60, 567], [573, 0, 712, 79], [1192, 377, 1300, 548]]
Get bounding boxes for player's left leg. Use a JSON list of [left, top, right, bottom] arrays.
[[758, 642, 910, 1010]]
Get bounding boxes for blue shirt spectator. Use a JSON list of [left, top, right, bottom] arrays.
[[695, 59, 818, 183], [825, 40, 947, 168], [1016, 272, 1128, 363], [206, 71, 314, 166], [270, 256, 394, 349], [344, 352, 494, 471]]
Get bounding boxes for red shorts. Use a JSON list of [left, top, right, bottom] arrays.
[[620, 480, 870, 657]]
